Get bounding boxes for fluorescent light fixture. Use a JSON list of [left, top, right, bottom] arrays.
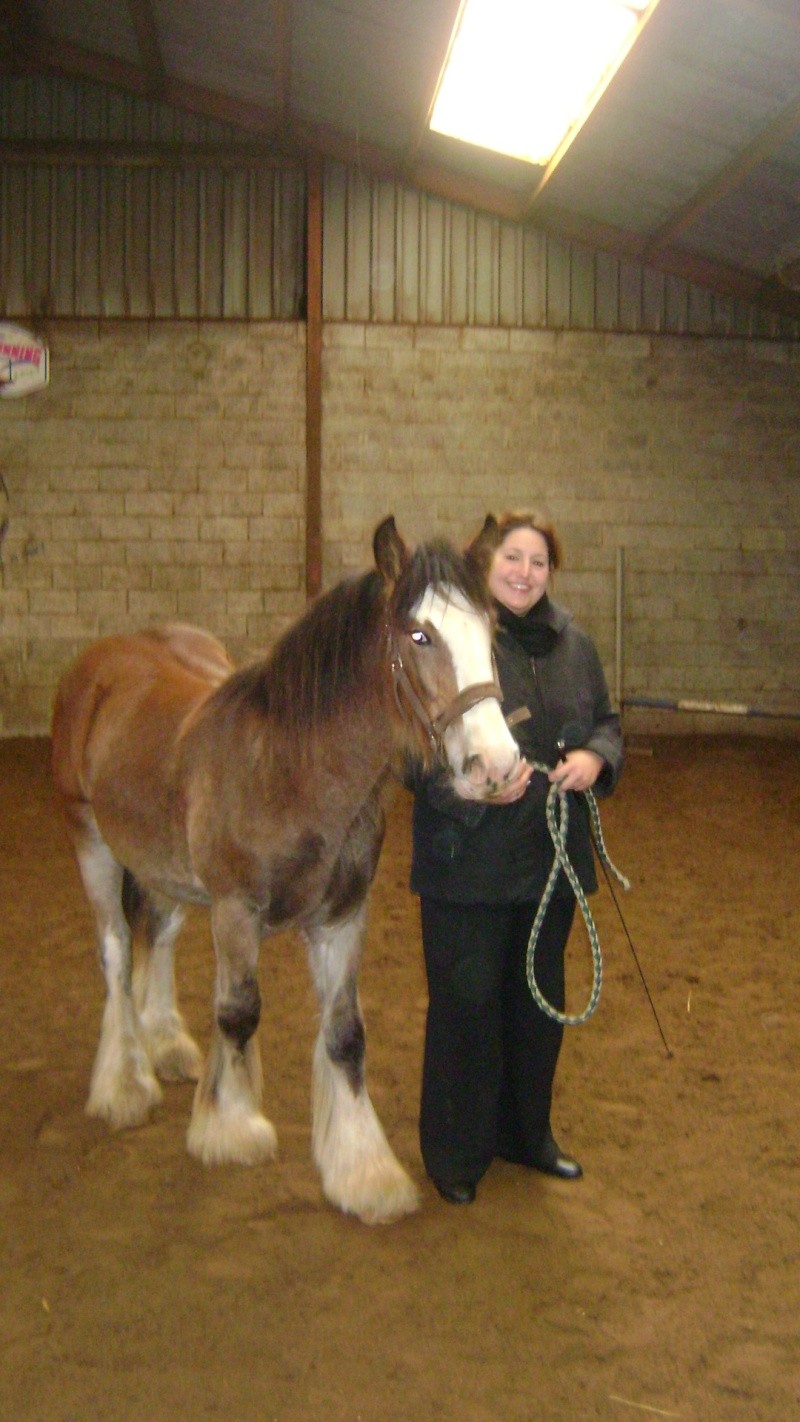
[[430, 0, 654, 167]]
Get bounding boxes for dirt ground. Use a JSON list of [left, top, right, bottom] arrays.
[[1, 734, 799, 1422]]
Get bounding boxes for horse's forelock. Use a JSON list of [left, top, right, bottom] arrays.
[[391, 540, 492, 623]]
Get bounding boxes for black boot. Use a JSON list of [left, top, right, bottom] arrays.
[[432, 1179, 477, 1204], [530, 1129, 583, 1180]]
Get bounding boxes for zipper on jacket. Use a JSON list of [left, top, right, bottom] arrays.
[[529, 656, 560, 767], [529, 656, 548, 728]]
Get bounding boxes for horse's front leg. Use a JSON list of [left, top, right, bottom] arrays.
[[186, 895, 277, 1166], [306, 902, 420, 1225]]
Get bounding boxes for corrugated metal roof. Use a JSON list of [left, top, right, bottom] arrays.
[[1, 0, 799, 320]]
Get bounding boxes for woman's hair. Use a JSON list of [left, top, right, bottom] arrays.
[[465, 510, 563, 580]]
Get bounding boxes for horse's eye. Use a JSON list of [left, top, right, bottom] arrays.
[[410, 628, 430, 646]]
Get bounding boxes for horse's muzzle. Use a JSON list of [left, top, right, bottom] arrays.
[[458, 747, 522, 798]]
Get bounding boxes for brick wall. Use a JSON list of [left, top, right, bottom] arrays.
[[323, 326, 800, 739], [1, 320, 798, 736], [0, 321, 306, 733]]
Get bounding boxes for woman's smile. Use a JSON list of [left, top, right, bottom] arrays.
[[488, 527, 551, 615]]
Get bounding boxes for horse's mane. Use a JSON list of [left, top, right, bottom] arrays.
[[213, 537, 492, 750], [214, 569, 386, 736]]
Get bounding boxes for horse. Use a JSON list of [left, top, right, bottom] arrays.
[[50, 516, 520, 1223]]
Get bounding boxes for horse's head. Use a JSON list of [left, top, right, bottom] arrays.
[[373, 517, 520, 796]]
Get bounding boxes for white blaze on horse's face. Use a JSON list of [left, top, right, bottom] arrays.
[[412, 586, 519, 794]]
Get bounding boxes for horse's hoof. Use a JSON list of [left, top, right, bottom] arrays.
[[357, 1191, 421, 1226], [150, 1032, 203, 1083], [86, 1073, 163, 1131], [186, 1109, 278, 1167], [326, 1168, 421, 1225]]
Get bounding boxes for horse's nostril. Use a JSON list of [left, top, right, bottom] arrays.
[[462, 753, 484, 781]]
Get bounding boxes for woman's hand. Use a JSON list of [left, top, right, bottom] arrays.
[[548, 748, 604, 793], [453, 756, 534, 802], [486, 757, 535, 803]]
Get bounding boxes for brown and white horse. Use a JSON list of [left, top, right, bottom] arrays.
[[51, 516, 519, 1223]]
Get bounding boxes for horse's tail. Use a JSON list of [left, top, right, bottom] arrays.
[[121, 868, 149, 935]]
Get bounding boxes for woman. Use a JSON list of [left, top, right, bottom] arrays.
[[407, 511, 623, 1204]]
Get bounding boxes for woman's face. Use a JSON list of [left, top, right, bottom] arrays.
[[488, 526, 551, 616]]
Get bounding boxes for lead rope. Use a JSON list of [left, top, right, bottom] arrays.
[[526, 765, 630, 1026]]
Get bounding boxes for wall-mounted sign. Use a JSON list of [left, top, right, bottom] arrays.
[[0, 324, 50, 399]]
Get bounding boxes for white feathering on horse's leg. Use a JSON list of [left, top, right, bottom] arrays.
[[142, 1012, 203, 1083], [186, 1030, 277, 1166], [311, 1033, 420, 1225], [134, 963, 202, 1082], [132, 910, 203, 1082], [86, 987, 163, 1129]]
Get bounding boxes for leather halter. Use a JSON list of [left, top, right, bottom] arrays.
[[389, 632, 502, 756]]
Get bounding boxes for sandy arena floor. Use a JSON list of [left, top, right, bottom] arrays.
[[1, 734, 798, 1422]]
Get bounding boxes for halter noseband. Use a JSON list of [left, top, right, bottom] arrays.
[[389, 633, 502, 755]]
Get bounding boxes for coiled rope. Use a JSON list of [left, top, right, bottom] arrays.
[[526, 765, 630, 1026]]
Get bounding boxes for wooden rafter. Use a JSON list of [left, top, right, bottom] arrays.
[[402, 0, 464, 171], [0, 0, 39, 59], [272, 0, 292, 123], [127, 0, 167, 99], [529, 200, 800, 320], [0, 140, 297, 169], [643, 92, 800, 259], [17, 30, 283, 138]]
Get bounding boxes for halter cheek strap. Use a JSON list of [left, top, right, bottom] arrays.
[[432, 681, 504, 736], [389, 635, 502, 754]]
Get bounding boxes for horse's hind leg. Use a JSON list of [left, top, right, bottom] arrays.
[[133, 895, 202, 1083], [75, 825, 162, 1129], [186, 895, 277, 1166], [306, 903, 420, 1225]]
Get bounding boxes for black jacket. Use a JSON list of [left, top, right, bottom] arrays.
[[406, 598, 623, 904]]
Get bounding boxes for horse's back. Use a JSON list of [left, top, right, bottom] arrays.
[[51, 624, 234, 811], [137, 623, 234, 685]]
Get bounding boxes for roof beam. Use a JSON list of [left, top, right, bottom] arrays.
[[644, 92, 800, 258], [403, 0, 464, 169], [15, 30, 284, 138], [530, 200, 800, 320], [272, 0, 292, 122], [0, 139, 297, 169], [18, 29, 154, 98], [0, 0, 39, 62], [127, 0, 167, 100]]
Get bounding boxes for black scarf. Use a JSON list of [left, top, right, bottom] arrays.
[[495, 595, 558, 658]]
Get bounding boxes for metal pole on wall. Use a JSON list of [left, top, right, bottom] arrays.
[[305, 154, 323, 601], [615, 545, 625, 713]]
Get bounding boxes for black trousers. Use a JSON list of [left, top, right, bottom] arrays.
[[419, 894, 576, 1185]]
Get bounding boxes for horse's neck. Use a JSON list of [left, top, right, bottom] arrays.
[[292, 682, 395, 798], [189, 659, 396, 805]]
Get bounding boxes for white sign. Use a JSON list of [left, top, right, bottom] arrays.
[[0, 324, 50, 398]]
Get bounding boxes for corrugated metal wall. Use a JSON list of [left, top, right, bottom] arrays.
[[0, 78, 304, 320], [1, 77, 796, 337], [0, 161, 304, 319], [321, 163, 793, 338]]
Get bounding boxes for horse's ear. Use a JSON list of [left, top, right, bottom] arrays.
[[464, 513, 498, 572], [373, 515, 410, 587]]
